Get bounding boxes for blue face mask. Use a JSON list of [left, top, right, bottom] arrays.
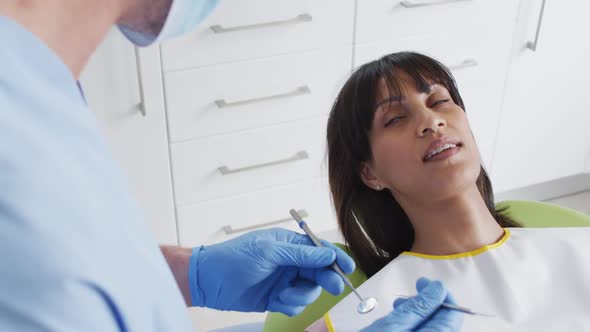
[[119, 0, 220, 47]]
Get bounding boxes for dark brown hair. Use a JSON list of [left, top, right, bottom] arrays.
[[326, 52, 519, 277]]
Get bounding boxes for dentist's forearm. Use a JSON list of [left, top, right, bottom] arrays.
[[160, 245, 192, 306]]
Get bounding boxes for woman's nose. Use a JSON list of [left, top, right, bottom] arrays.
[[417, 111, 446, 136]]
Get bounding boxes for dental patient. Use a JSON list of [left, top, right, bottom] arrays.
[[307, 52, 590, 331]]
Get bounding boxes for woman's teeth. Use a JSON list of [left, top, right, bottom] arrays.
[[426, 143, 457, 160]]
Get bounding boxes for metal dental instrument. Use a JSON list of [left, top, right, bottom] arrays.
[[350, 210, 494, 317], [394, 294, 495, 317], [289, 209, 378, 314]]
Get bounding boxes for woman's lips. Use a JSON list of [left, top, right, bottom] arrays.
[[424, 145, 461, 162]]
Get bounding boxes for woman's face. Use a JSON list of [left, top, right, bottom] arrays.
[[360, 72, 481, 202]]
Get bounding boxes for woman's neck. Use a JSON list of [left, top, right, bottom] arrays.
[[401, 185, 504, 256]]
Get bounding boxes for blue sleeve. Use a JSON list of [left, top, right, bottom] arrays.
[[0, 280, 125, 332], [0, 206, 123, 331]]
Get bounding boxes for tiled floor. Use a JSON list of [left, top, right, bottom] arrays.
[[545, 190, 590, 215]]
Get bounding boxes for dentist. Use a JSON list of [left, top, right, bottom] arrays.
[[0, 1, 462, 331]]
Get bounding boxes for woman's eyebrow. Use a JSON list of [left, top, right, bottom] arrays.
[[374, 96, 402, 111], [427, 83, 444, 93], [374, 84, 442, 112]]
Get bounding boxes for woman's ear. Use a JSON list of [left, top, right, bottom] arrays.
[[360, 162, 383, 191]]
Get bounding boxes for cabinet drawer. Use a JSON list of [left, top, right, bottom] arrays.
[[354, 31, 513, 168], [177, 178, 336, 246], [160, 0, 354, 71], [356, 0, 517, 45], [164, 48, 351, 142], [170, 117, 328, 205]]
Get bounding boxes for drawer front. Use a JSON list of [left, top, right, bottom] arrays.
[[354, 31, 513, 168], [160, 0, 354, 71], [356, 0, 517, 44], [177, 178, 336, 246], [171, 117, 328, 205], [164, 48, 351, 142]]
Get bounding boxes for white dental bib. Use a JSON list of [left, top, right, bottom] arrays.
[[325, 227, 590, 331]]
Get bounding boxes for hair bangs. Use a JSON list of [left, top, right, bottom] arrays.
[[377, 52, 466, 114]]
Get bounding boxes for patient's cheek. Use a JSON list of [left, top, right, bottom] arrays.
[[305, 317, 330, 332], [374, 144, 413, 178]]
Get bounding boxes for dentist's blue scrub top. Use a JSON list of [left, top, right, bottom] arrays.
[[0, 17, 193, 331]]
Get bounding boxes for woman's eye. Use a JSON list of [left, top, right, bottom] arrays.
[[430, 99, 450, 108], [384, 116, 405, 127]]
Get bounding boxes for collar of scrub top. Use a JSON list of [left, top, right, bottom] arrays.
[[0, 16, 87, 105]]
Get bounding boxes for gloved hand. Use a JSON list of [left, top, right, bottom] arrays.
[[188, 228, 355, 316], [360, 277, 464, 332]]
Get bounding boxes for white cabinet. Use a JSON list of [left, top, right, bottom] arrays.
[[356, 0, 509, 43], [164, 47, 351, 141], [170, 117, 328, 204], [162, 2, 354, 330], [177, 178, 334, 247], [80, 30, 177, 244], [492, 0, 590, 192], [162, 0, 354, 254], [160, 0, 354, 70]]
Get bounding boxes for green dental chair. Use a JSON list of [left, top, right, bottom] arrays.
[[263, 200, 590, 332]]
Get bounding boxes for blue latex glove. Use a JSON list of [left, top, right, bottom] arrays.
[[188, 228, 355, 316], [360, 277, 464, 332]]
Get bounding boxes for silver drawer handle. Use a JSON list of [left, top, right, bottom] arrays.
[[218, 150, 309, 175], [210, 13, 312, 34], [526, 0, 546, 52], [222, 209, 309, 235], [215, 85, 310, 108], [400, 0, 472, 9], [449, 58, 478, 71]]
